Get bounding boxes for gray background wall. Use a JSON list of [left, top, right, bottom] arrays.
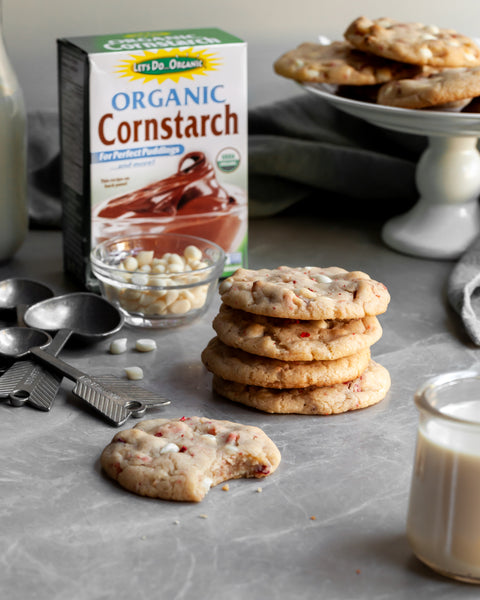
[[3, 0, 480, 111]]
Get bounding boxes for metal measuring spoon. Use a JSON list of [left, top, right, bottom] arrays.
[[0, 292, 118, 410], [0, 293, 170, 425], [0, 277, 61, 402], [0, 278, 54, 322], [7, 292, 123, 412]]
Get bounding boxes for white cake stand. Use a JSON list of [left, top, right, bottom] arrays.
[[304, 83, 480, 260]]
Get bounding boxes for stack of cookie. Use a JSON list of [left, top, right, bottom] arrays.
[[201, 266, 391, 415], [274, 16, 480, 110]]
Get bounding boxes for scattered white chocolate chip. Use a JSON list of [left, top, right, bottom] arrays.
[[135, 338, 157, 353], [124, 366, 144, 380], [109, 337, 128, 355]]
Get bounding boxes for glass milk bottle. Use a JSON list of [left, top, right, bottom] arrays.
[[0, 0, 27, 262]]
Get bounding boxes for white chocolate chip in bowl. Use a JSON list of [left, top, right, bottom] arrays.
[[90, 233, 225, 328]]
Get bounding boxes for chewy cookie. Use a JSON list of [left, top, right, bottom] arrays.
[[377, 67, 480, 109], [219, 266, 390, 321], [273, 40, 421, 85], [101, 416, 281, 502], [213, 304, 382, 361], [201, 336, 371, 388], [212, 360, 391, 415], [345, 16, 480, 68]]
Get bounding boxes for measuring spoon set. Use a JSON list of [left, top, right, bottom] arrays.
[[0, 278, 169, 426]]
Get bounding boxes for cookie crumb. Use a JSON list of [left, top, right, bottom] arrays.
[[222, 484, 230, 491], [256, 487, 263, 493], [356, 569, 361, 575], [173, 520, 180, 525], [199, 514, 208, 519], [310, 516, 316, 521]]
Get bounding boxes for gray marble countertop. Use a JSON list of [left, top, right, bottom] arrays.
[[2, 214, 479, 599]]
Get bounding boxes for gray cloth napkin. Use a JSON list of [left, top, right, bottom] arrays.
[[27, 110, 62, 228], [448, 236, 480, 345], [248, 93, 426, 217]]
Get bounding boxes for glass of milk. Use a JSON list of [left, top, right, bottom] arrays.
[[407, 369, 480, 583]]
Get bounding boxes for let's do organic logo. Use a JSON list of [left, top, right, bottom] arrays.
[[116, 48, 221, 83]]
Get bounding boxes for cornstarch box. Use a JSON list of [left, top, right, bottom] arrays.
[[57, 28, 248, 287]]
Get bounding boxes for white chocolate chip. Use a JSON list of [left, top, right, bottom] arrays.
[[160, 442, 180, 454], [219, 279, 233, 293], [164, 290, 179, 306], [167, 253, 184, 268], [124, 366, 144, 380], [419, 46, 433, 59], [184, 245, 202, 262], [201, 434, 217, 444], [201, 477, 213, 492], [136, 250, 154, 267], [169, 298, 192, 314], [152, 263, 166, 274], [123, 256, 138, 272], [135, 338, 157, 352], [315, 274, 333, 283], [224, 444, 239, 454], [109, 338, 128, 355], [425, 24, 440, 34], [131, 272, 150, 286]]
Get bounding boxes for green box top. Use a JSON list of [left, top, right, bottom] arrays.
[[58, 27, 245, 54]]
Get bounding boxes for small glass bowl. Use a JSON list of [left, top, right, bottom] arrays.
[[90, 233, 225, 328]]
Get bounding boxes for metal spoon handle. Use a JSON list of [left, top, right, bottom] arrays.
[[29, 345, 86, 382], [3, 329, 73, 410]]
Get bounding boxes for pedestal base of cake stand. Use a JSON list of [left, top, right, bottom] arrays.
[[382, 136, 480, 260]]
